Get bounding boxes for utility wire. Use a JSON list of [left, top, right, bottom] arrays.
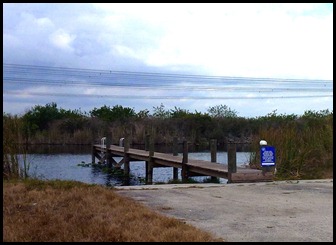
[[4, 63, 332, 84], [3, 90, 333, 100], [3, 77, 332, 92], [3, 63, 333, 99]]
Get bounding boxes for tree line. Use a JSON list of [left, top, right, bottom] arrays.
[[2, 102, 332, 145]]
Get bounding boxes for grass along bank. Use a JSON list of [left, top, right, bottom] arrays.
[[3, 178, 224, 242]]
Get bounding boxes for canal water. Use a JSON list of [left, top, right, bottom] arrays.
[[17, 144, 253, 186]]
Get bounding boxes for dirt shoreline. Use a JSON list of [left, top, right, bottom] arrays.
[[115, 179, 333, 242]]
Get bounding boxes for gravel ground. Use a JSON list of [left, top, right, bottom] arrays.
[[115, 179, 333, 242]]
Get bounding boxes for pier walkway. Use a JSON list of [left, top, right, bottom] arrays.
[[92, 142, 273, 184]]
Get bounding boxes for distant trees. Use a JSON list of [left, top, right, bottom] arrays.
[[170, 106, 190, 118], [22, 102, 60, 132], [207, 104, 238, 118], [6, 101, 333, 147], [152, 103, 171, 119], [136, 109, 150, 119], [20, 102, 89, 142], [90, 105, 136, 122]]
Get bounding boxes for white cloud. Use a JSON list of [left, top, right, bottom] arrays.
[[113, 45, 139, 59], [49, 29, 76, 51], [4, 3, 332, 79], [140, 3, 333, 79], [3, 33, 21, 48], [35, 17, 54, 28]]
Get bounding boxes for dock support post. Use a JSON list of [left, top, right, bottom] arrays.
[[173, 136, 179, 181], [145, 134, 150, 184], [91, 142, 96, 164], [91, 129, 95, 164], [106, 136, 112, 168], [146, 135, 154, 185], [227, 143, 237, 183], [124, 136, 130, 178], [182, 140, 189, 182], [210, 139, 219, 182]]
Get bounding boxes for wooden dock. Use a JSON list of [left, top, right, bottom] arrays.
[[91, 139, 273, 184]]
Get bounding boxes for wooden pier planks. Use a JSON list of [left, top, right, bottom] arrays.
[[93, 144, 273, 183]]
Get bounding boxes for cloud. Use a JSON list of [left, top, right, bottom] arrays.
[[49, 29, 76, 51], [3, 3, 333, 117], [4, 3, 332, 78]]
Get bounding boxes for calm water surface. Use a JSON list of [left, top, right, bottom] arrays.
[[18, 145, 253, 186]]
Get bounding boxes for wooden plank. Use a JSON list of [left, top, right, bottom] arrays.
[[229, 171, 273, 183], [153, 158, 182, 168], [188, 167, 229, 178]]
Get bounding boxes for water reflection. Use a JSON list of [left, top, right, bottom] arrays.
[[23, 144, 92, 154], [23, 143, 252, 154]]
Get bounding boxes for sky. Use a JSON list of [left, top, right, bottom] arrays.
[[3, 3, 333, 118]]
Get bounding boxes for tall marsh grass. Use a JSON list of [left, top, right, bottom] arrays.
[[249, 110, 333, 179], [3, 114, 30, 179]]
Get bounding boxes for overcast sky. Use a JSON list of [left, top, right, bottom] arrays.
[[3, 3, 333, 118]]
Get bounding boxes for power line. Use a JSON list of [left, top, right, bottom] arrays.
[[4, 63, 332, 84], [3, 90, 333, 100], [3, 77, 332, 92], [3, 63, 333, 99]]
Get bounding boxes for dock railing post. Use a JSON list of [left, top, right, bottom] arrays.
[[106, 136, 112, 168], [227, 142, 237, 183], [144, 134, 150, 184], [210, 139, 219, 182], [91, 137, 95, 164], [173, 136, 179, 181], [182, 140, 189, 183], [123, 136, 130, 179], [91, 127, 96, 164], [146, 135, 154, 185]]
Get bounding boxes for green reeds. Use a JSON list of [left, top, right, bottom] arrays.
[[3, 114, 30, 180], [249, 112, 333, 180]]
